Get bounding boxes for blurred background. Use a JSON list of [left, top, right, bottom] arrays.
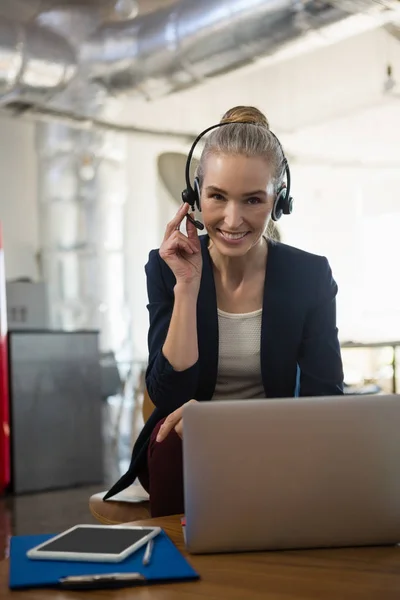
[[0, 0, 399, 534]]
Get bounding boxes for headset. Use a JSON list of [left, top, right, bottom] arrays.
[[181, 121, 294, 231]]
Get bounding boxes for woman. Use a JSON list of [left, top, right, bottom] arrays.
[[104, 106, 344, 516]]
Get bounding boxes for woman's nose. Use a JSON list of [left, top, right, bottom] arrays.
[[223, 202, 243, 230]]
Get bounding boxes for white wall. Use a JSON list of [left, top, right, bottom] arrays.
[[119, 27, 398, 136], [125, 134, 189, 360], [280, 164, 400, 343], [0, 117, 38, 281]]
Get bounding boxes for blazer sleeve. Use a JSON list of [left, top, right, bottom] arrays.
[[144, 249, 200, 413], [298, 257, 344, 396]]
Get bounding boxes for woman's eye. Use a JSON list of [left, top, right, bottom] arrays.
[[247, 197, 261, 205], [211, 193, 225, 201]]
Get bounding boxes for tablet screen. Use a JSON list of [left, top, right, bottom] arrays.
[[36, 527, 155, 555]]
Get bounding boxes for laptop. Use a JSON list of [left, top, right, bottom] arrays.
[[182, 394, 400, 554]]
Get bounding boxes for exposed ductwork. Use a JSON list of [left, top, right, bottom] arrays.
[[81, 0, 399, 100], [81, 0, 343, 99], [0, 16, 76, 107], [1, 0, 399, 112]]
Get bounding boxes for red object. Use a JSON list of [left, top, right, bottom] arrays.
[[0, 223, 10, 492], [141, 417, 184, 517]]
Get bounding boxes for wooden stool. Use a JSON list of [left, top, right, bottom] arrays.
[[89, 387, 155, 524], [89, 485, 150, 524]]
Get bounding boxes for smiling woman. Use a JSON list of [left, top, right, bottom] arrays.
[[200, 154, 273, 255], [104, 106, 344, 518]]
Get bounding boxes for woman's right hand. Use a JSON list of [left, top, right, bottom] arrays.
[[159, 203, 202, 288], [156, 399, 197, 442]]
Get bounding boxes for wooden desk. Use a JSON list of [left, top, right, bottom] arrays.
[[1, 514, 400, 599]]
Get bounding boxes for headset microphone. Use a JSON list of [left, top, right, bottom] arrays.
[[186, 212, 205, 231]]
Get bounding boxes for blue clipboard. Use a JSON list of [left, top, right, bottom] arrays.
[[9, 530, 199, 590]]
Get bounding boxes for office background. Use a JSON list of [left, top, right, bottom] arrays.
[[0, 0, 399, 539]]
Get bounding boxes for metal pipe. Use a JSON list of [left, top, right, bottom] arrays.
[[82, 0, 357, 99], [0, 0, 395, 107], [0, 104, 195, 140], [0, 16, 77, 104]]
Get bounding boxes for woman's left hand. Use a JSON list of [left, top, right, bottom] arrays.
[[156, 399, 197, 442]]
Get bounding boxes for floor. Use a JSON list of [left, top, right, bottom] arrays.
[[0, 394, 143, 559]]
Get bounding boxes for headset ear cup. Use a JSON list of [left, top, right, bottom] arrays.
[[181, 188, 190, 204], [284, 195, 294, 215], [181, 187, 197, 210], [193, 177, 201, 211], [272, 187, 286, 222]]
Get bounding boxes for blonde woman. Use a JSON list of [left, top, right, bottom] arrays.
[[105, 106, 344, 516]]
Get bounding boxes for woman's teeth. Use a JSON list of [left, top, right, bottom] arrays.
[[220, 231, 248, 240]]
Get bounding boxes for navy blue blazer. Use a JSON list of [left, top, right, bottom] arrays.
[[104, 235, 344, 500]]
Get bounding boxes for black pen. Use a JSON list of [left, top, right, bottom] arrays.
[[59, 573, 145, 589]]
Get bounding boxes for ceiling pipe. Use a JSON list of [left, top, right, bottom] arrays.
[[0, 15, 77, 106], [0, 0, 397, 115], [81, 0, 383, 100]]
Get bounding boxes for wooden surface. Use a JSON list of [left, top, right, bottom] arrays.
[[2, 514, 400, 599], [142, 388, 156, 423], [89, 485, 150, 525]]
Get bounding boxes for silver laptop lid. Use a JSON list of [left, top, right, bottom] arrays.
[[183, 395, 400, 554]]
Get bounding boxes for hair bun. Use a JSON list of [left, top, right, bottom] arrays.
[[220, 105, 269, 129]]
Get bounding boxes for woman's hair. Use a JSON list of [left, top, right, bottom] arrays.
[[197, 106, 285, 193]]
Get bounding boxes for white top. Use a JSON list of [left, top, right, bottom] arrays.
[[212, 308, 265, 400]]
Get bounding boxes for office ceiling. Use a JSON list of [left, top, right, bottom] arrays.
[[0, 0, 398, 169], [114, 23, 400, 167], [0, 0, 178, 22]]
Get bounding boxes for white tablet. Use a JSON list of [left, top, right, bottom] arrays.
[[26, 524, 161, 563]]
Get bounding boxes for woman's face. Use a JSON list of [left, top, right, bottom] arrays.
[[200, 153, 274, 256]]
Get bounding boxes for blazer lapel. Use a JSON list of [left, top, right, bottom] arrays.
[[196, 234, 218, 401]]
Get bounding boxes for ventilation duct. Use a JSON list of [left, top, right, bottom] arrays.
[[0, 1, 398, 109], [0, 15, 76, 109], [81, 0, 393, 100]]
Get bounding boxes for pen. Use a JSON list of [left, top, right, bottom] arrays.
[[142, 538, 154, 566], [59, 573, 145, 589]]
